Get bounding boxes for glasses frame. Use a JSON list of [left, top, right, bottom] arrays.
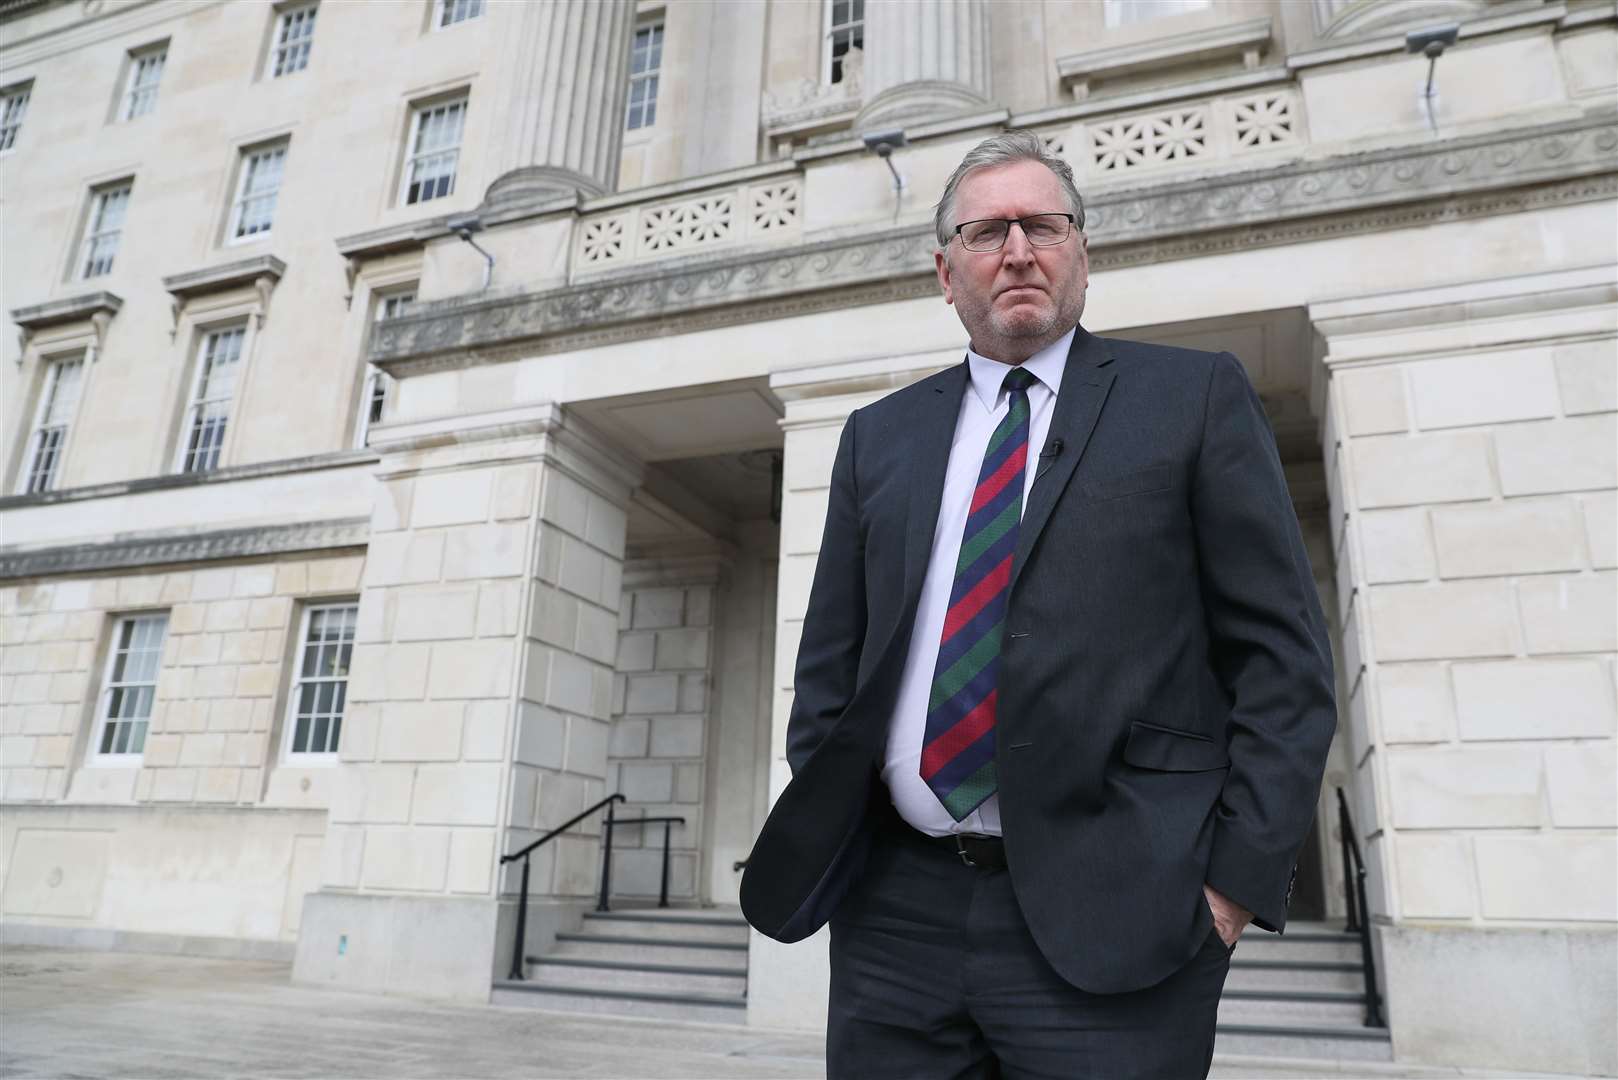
[[952, 212, 1077, 252]]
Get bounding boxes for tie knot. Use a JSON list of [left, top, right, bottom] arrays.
[[1002, 367, 1037, 394]]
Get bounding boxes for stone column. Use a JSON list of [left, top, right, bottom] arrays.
[[484, 0, 636, 209], [855, 0, 991, 130], [294, 403, 640, 1002]]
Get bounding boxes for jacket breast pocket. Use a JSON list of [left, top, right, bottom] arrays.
[[1122, 720, 1230, 772], [1080, 464, 1172, 502]]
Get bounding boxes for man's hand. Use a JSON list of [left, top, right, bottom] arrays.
[[1203, 883, 1253, 948]]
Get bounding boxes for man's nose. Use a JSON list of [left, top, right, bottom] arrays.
[[1002, 221, 1035, 264]]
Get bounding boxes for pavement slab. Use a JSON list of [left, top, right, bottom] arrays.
[[0, 948, 1592, 1080]]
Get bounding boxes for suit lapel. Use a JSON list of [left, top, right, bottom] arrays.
[[1011, 330, 1115, 592], [902, 360, 970, 608]]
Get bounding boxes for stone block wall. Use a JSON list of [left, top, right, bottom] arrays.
[[606, 579, 715, 901], [1321, 293, 1617, 928], [0, 550, 363, 943]]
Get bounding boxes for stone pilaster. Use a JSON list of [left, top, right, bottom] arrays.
[[294, 403, 640, 1002], [855, 0, 991, 130], [484, 0, 636, 210]]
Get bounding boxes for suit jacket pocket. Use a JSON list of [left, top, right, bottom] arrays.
[[1080, 464, 1172, 502], [1123, 720, 1230, 772]]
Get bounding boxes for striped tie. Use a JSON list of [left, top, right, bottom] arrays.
[[921, 366, 1038, 821]]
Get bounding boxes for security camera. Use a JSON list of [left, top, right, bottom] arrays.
[[1405, 23, 1458, 58], [446, 214, 484, 241], [861, 130, 908, 159]]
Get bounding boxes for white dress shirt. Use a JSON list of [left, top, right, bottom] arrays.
[[882, 328, 1075, 837]]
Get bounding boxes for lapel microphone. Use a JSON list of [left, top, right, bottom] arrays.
[[1041, 439, 1064, 458]]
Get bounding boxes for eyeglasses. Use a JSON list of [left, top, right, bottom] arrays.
[[952, 213, 1076, 252]]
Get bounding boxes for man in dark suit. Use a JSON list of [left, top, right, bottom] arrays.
[[741, 130, 1336, 1078]]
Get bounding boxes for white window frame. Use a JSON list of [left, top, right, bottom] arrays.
[[432, 0, 483, 29], [268, 2, 318, 78], [354, 288, 413, 448], [1103, 0, 1211, 28], [625, 20, 663, 131], [823, 0, 863, 85], [120, 43, 167, 121], [280, 601, 357, 763], [17, 352, 86, 495], [0, 80, 30, 152], [228, 141, 287, 243], [80, 181, 132, 279], [89, 612, 169, 766], [175, 323, 248, 474], [399, 97, 467, 206]]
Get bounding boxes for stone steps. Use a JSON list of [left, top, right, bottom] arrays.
[[1214, 922, 1388, 1060], [497, 904, 750, 1025], [1213, 1022, 1393, 1061]]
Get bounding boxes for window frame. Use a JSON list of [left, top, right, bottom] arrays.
[[823, 0, 864, 85], [354, 286, 414, 448], [624, 19, 664, 132], [279, 600, 358, 764], [17, 350, 87, 495], [120, 41, 168, 121], [0, 79, 31, 153], [88, 612, 169, 767], [227, 140, 288, 244], [79, 180, 133, 280], [398, 94, 468, 207], [431, 0, 483, 30], [174, 322, 249, 475], [267, 2, 318, 78]]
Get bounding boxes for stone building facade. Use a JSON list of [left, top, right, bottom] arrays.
[[1, 0, 1614, 1074]]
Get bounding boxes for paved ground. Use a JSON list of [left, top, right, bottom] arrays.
[[0, 948, 1590, 1080]]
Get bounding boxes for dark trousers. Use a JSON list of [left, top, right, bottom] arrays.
[[828, 814, 1233, 1080]]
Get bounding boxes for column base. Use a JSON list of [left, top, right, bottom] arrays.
[[292, 891, 591, 1002], [855, 81, 990, 131]]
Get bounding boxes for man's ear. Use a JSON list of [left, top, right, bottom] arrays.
[[935, 249, 954, 306]]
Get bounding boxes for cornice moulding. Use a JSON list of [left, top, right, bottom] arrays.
[[0, 517, 370, 580], [367, 113, 1618, 371], [1058, 17, 1273, 100], [11, 291, 122, 331], [0, 448, 376, 511], [1288, 2, 1564, 70]]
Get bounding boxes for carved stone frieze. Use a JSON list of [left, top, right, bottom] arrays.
[[369, 113, 1617, 371], [0, 517, 371, 579]]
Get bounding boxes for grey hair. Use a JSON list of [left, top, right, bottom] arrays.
[[933, 130, 1086, 249]]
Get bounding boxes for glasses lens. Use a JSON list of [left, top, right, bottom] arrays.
[[1022, 214, 1071, 246], [959, 220, 1009, 251]]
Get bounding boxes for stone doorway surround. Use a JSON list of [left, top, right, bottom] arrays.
[[1311, 264, 1616, 1078]]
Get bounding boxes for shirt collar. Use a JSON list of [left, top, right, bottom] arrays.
[[964, 327, 1076, 414]]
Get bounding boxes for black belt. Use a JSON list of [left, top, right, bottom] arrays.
[[895, 825, 1008, 869]]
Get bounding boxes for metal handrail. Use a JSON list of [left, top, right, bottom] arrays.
[[1335, 786, 1386, 1028], [497, 794, 689, 981]]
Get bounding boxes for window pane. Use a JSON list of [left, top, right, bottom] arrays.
[[288, 605, 356, 756], [0, 85, 30, 151]]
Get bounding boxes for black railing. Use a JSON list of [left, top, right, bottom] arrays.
[[498, 793, 687, 981], [1335, 786, 1386, 1028]]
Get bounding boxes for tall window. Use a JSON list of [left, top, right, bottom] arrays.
[[0, 81, 29, 151], [121, 43, 167, 120], [434, 0, 483, 28], [230, 142, 286, 241], [270, 3, 317, 77], [625, 22, 663, 131], [94, 614, 168, 760], [178, 326, 246, 473], [81, 182, 132, 279], [19, 355, 84, 494], [285, 603, 356, 758], [1103, 0, 1211, 27], [825, 0, 863, 84], [355, 289, 412, 448], [401, 98, 465, 205]]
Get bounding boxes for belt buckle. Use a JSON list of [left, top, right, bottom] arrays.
[[953, 834, 976, 867]]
